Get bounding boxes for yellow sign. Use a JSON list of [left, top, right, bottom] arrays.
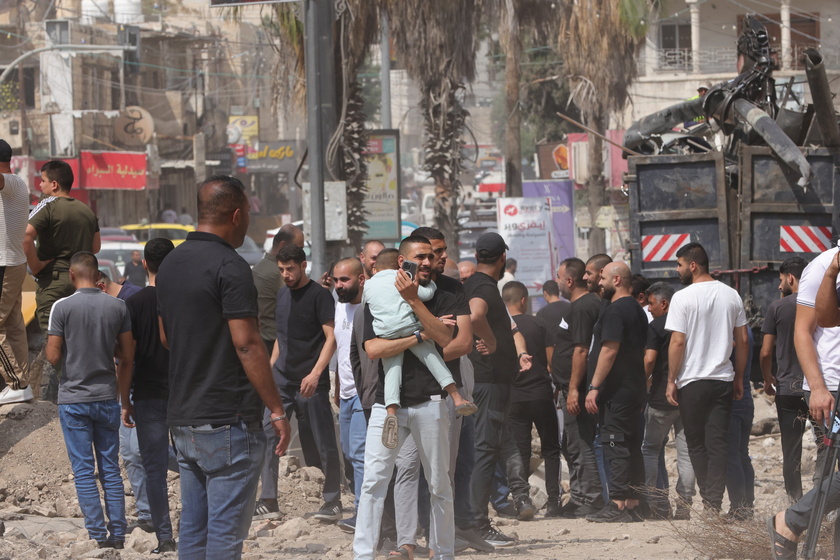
[[227, 116, 259, 145]]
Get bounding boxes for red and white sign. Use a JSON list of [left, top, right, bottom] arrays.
[[80, 151, 147, 190], [780, 225, 832, 253], [642, 233, 691, 262], [497, 197, 554, 297]]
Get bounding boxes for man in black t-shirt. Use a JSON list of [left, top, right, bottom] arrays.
[[156, 176, 290, 560], [504, 282, 562, 517], [553, 257, 605, 518], [266, 244, 339, 522], [536, 280, 570, 342], [465, 232, 535, 546], [121, 250, 147, 287], [640, 282, 695, 520], [583, 262, 648, 523], [122, 238, 176, 553], [354, 236, 458, 560]]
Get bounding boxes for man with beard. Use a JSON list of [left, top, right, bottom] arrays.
[[354, 235, 458, 560], [330, 257, 367, 532], [269, 245, 340, 521], [759, 256, 807, 500], [360, 240, 385, 279], [665, 242, 748, 513], [583, 262, 648, 522]]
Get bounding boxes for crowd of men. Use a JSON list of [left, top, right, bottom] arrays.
[[1, 157, 839, 560]]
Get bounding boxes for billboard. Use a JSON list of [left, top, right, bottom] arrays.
[[363, 130, 401, 240], [522, 180, 576, 263], [496, 197, 554, 297]]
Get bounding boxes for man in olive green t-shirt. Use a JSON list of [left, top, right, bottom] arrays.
[[24, 160, 100, 343]]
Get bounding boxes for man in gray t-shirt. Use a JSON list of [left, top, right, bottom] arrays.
[[46, 251, 133, 548]]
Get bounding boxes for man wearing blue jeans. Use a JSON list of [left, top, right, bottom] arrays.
[[122, 238, 177, 553], [157, 176, 291, 560], [331, 257, 367, 530], [354, 236, 457, 560], [46, 251, 134, 549]]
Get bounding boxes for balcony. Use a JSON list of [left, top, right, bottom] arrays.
[[653, 45, 840, 74]]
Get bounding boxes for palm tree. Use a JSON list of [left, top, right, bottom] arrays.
[[383, 0, 480, 257], [557, 0, 655, 255]]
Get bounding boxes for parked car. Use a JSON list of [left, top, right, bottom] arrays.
[[120, 223, 194, 245], [96, 241, 145, 274], [97, 259, 120, 282], [99, 227, 136, 242], [236, 235, 263, 267]]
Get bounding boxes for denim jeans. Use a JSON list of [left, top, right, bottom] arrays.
[[354, 401, 453, 560], [59, 400, 126, 543], [133, 398, 173, 541], [642, 405, 695, 508], [172, 419, 266, 560], [119, 423, 150, 522], [725, 402, 755, 512], [339, 395, 367, 511]]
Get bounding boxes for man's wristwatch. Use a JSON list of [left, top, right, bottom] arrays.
[[413, 330, 423, 344], [588, 385, 600, 392]]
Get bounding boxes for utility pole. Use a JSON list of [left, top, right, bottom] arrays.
[[304, 0, 326, 279], [380, 14, 391, 129]]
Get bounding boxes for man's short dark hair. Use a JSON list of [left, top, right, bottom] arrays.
[[0, 139, 11, 162], [276, 245, 306, 264], [561, 257, 586, 287], [70, 251, 98, 274], [779, 256, 807, 280], [502, 281, 529, 304], [630, 274, 651, 298], [399, 235, 432, 257], [197, 175, 247, 225], [271, 229, 295, 250], [542, 280, 559, 297], [646, 281, 675, 303], [375, 248, 400, 270], [505, 258, 517, 271], [675, 242, 709, 271], [411, 227, 445, 241], [144, 238, 175, 274], [41, 160, 74, 192], [586, 253, 612, 271]]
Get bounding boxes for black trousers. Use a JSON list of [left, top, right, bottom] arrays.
[[678, 379, 732, 510], [470, 382, 530, 527], [776, 393, 810, 501], [599, 393, 645, 501], [509, 399, 561, 501]]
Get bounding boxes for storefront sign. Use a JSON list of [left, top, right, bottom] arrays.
[[246, 141, 301, 173], [80, 151, 147, 190]]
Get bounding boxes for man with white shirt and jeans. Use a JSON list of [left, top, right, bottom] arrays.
[[330, 257, 366, 532], [665, 242, 748, 513]]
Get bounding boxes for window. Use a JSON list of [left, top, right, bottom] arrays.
[[659, 22, 692, 70]]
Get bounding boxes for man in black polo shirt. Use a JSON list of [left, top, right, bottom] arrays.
[[156, 175, 291, 560], [121, 238, 176, 553], [465, 232, 535, 547], [354, 235, 458, 560], [503, 281, 562, 517], [267, 244, 340, 522]]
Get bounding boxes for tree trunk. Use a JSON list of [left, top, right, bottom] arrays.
[[501, 1, 522, 197], [586, 112, 607, 256]]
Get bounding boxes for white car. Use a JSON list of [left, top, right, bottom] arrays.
[[96, 241, 145, 276]]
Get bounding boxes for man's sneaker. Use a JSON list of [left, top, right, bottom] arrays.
[[477, 524, 515, 548], [98, 541, 125, 549], [337, 515, 356, 533], [544, 500, 563, 518], [561, 501, 602, 519], [253, 499, 281, 520], [494, 501, 518, 519], [313, 501, 342, 522], [454, 526, 495, 553], [152, 539, 177, 554], [515, 496, 537, 521], [586, 502, 632, 523], [0, 386, 33, 405]]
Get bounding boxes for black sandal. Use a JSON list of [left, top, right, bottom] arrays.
[[767, 515, 797, 560]]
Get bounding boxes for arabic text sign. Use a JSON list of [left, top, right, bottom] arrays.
[[363, 130, 401, 239], [496, 197, 554, 296], [80, 152, 147, 190], [522, 180, 575, 263], [246, 141, 301, 173]]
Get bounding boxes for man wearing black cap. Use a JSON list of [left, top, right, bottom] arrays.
[[464, 232, 534, 546], [0, 139, 34, 404]]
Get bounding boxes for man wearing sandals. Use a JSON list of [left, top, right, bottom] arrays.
[[768, 245, 840, 560], [354, 235, 458, 560]]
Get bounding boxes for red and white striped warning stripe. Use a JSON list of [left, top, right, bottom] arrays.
[[780, 226, 832, 253], [641, 233, 691, 262]]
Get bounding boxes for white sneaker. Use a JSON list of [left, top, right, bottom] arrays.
[[0, 386, 34, 405]]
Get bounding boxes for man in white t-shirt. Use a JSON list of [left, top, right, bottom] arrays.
[[331, 257, 366, 533], [0, 139, 33, 405], [665, 242, 748, 512]]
